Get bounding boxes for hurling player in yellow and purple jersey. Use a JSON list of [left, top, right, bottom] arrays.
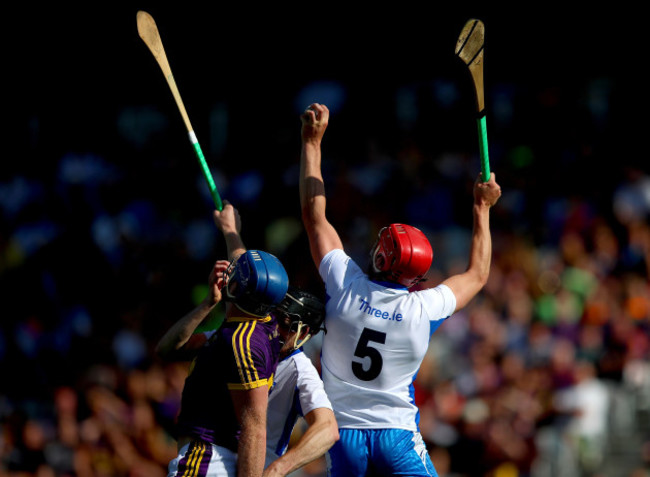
[[157, 202, 338, 477], [157, 200, 288, 476]]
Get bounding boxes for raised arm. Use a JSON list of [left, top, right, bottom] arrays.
[[442, 172, 501, 311], [263, 407, 339, 477], [155, 259, 230, 358], [213, 200, 246, 261], [299, 103, 344, 269]]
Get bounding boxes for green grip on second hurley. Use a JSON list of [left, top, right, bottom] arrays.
[[189, 132, 223, 211], [476, 115, 490, 182]]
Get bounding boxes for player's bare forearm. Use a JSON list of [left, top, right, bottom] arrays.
[[222, 230, 246, 262], [263, 408, 339, 477], [213, 202, 246, 261], [442, 205, 491, 310], [299, 142, 325, 217], [299, 104, 328, 224], [442, 173, 500, 310], [299, 153, 343, 266], [299, 106, 343, 266], [155, 300, 214, 357], [156, 260, 228, 358], [468, 203, 492, 278], [238, 424, 266, 476]]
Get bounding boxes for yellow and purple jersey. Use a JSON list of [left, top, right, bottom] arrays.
[[175, 314, 281, 451]]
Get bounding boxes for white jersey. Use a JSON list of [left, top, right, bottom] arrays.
[[319, 249, 456, 430], [264, 349, 333, 467]]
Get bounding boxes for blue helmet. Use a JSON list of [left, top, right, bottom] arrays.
[[224, 250, 289, 317]]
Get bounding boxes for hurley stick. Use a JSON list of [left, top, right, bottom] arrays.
[[455, 19, 490, 182], [136, 10, 223, 210]]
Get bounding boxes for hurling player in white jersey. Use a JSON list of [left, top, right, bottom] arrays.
[[298, 103, 502, 476], [264, 285, 339, 476]]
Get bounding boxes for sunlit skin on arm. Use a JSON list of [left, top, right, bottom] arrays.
[[155, 259, 229, 358], [232, 386, 270, 477], [299, 103, 344, 269], [442, 172, 501, 311], [263, 407, 339, 477]]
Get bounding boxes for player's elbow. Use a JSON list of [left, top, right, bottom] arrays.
[[466, 260, 490, 288], [309, 409, 340, 449], [475, 268, 490, 289], [447, 270, 489, 312], [467, 269, 490, 300], [301, 205, 332, 244], [301, 201, 324, 229], [301, 205, 315, 228], [331, 425, 340, 446], [324, 420, 340, 449], [323, 412, 340, 446]]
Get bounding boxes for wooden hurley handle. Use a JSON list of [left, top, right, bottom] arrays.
[[136, 11, 223, 209]]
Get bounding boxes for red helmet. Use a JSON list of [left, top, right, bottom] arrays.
[[371, 224, 433, 288]]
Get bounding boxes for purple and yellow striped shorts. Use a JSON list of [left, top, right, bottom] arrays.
[[167, 440, 236, 476]]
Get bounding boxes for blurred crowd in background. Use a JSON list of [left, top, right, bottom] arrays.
[[2, 8, 650, 476]]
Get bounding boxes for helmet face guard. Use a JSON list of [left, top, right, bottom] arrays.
[[224, 250, 289, 317], [275, 286, 326, 350], [370, 224, 433, 288]]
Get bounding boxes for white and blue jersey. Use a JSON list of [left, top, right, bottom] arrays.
[[264, 349, 333, 468], [319, 249, 456, 431]]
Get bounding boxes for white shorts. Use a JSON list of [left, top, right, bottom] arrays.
[[167, 440, 237, 476]]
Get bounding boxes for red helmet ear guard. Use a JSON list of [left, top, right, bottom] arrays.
[[371, 224, 433, 288]]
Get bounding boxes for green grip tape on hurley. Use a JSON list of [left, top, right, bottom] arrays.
[[190, 133, 223, 211], [476, 115, 490, 182]]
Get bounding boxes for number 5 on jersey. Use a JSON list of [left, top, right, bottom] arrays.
[[352, 327, 386, 381]]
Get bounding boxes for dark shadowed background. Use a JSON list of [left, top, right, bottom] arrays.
[[2, 5, 648, 476]]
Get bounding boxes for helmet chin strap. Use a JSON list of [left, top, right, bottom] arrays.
[[370, 244, 382, 274], [290, 321, 312, 350]]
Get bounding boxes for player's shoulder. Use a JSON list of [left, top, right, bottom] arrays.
[[278, 349, 307, 370], [321, 249, 368, 293], [323, 248, 347, 262], [290, 349, 313, 368], [291, 351, 321, 376], [322, 248, 362, 272], [408, 282, 449, 296], [409, 283, 457, 319]]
